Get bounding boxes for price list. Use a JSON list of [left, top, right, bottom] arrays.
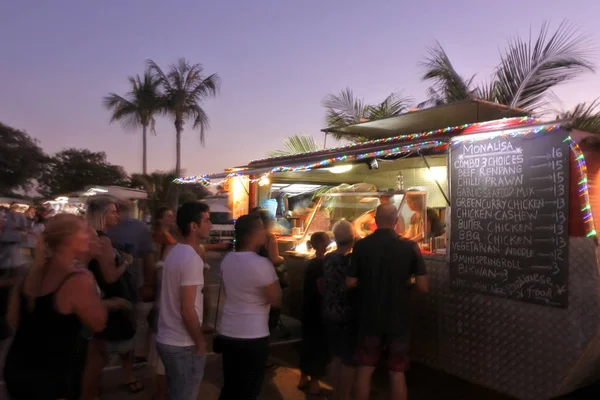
[[449, 132, 570, 307]]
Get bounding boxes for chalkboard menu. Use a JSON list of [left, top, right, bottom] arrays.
[[449, 131, 570, 307]]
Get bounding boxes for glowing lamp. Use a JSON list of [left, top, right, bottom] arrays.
[[258, 176, 270, 187], [329, 165, 353, 174]]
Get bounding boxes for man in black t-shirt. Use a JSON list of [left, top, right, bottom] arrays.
[[346, 204, 429, 400]]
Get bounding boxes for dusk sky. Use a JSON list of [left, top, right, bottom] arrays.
[[1, 0, 599, 178]]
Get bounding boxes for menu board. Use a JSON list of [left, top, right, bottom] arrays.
[[449, 132, 570, 307]]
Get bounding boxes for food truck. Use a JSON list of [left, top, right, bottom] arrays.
[[176, 100, 600, 400]]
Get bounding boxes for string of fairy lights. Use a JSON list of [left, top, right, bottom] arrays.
[[247, 116, 537, 166], [567, 137, 597, 237], [174, 118, 597, 237], [173, 139, 449, 186]]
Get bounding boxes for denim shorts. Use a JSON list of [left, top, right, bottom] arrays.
[[156, 342, 206, 400]]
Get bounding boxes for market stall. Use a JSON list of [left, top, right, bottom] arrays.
[[176, 101, 600, 400]]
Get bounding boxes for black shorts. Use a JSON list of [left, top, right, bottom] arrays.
[[326, 321, 357, 367]]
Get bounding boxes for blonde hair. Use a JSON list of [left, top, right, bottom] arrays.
[[86, 196, 115, 232], [24, 213, 84, 310]]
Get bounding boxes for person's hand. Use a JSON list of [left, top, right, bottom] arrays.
[[119, 251, 134, 264], [195, 339, 208, 355], [115, 297, 133, 311]]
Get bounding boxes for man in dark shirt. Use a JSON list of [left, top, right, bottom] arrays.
[[346, 204, 429, 400]]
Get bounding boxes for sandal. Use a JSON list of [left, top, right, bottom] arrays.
[[122, 380, 144, 394], [297, 378, 310, 390]]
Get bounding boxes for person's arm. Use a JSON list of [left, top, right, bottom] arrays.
[[138, 228, 156, 298], [96, 236, 128, 284], [258, 258, 282, 307], [180, 255, 206, 354], [345, 242, 361, 289], [266, 233, 284, 266], [411, 243, 429, 293], [55, 271, 118, 333]]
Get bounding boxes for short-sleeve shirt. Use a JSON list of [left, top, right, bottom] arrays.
[[156, 243, 205, 347], [107, 217, 154, 288], [0, 212, 26, 243], [218, 251, 278, 339], [348, 229, 427, 337]]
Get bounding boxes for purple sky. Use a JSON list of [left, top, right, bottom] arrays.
[[1, 0, 599, 178]]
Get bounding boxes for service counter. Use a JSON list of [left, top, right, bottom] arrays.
[[281, 239, 600, 400]]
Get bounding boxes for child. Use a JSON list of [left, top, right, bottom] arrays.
[[298, 231, 332, 396]]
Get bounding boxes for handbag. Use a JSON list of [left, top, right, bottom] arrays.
[[212, 274, 225, 354]]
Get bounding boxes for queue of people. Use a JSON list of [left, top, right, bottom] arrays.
[[299, 204, 429, 400], [0, 198, 428, 400]]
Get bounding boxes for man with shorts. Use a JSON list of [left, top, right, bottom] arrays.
[[346, 204, 429, 400]]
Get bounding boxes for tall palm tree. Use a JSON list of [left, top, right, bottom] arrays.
[[147, 58, 220, 179], [419, 21, 594, 112], [323, 88, 412, 140], [103, 71, 162, 175], [268, 133, 322, 157]]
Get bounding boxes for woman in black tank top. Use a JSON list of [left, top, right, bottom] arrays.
[[3, 214, 109, 400]]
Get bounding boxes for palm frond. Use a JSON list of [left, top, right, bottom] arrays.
[[559, 99, 600, 134], [103, 71, 163, 131], [322, 87, 368, 128], [367, 92, 412, 120], [149, 58, 220, 143], [494, 21, 594, 111], [103, 94, 141, 130], [268, 134, 322, 157], [419, 42, 475, 104]]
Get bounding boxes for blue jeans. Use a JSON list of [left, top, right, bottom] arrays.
[[156, 342, 206, 400]]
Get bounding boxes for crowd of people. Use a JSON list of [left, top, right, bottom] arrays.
[[0, 198, 429, 400], [298, 204, 429, 400]]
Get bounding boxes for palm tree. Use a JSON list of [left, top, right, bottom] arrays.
[[268, 134, 322, 157], [323, 88, 412, 140], [103, 71, 162, 175], [419, 21, 594, 112], [130, 170, 177, 208], [147, 58, 220, 179]]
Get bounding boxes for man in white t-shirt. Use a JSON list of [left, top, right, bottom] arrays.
[[156, 202, 212, 400]]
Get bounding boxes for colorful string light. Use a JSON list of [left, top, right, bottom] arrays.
[[566, 137, 597, 238], [450, 123, 562, 143], [248, 116, 537, 166], [174, 140, 448, 185]]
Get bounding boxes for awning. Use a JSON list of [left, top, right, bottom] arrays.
[[322, 100, 528, 140]]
